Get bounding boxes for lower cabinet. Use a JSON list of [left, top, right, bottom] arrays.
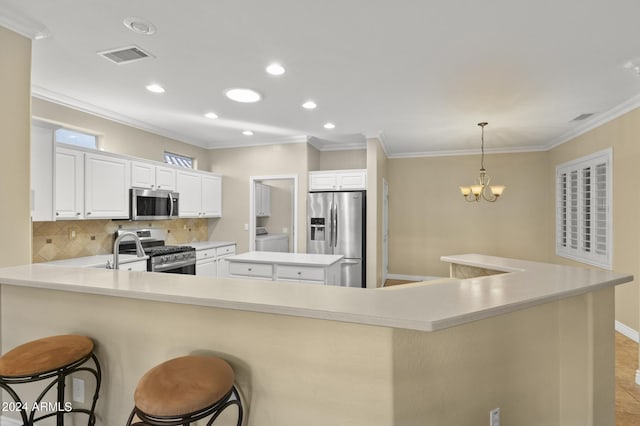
[[227, 261, 339, 285], [195, 244, 236, 277], [120, 260, 148, 272]]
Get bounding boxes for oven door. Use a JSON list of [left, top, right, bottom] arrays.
[[151, 259, 196, 275], [130, 188, 179, 220]]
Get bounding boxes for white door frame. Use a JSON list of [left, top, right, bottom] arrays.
[[249, 175, 298, 252]]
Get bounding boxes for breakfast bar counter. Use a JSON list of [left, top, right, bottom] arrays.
[[0, 254, 632, 426]]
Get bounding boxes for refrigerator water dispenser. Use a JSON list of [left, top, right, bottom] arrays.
[[310, 217, 325, 241]]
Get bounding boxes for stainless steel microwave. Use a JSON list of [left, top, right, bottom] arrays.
[[130, 188, 179, 220]]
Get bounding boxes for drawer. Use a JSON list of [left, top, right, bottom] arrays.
[[196, 248, 217, 261], [276, 265, 325, 282], [216, 245, 236, 256], [228, 262, 273, 278]]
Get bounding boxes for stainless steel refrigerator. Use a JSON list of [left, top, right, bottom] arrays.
[[307, 191, 366, 288]]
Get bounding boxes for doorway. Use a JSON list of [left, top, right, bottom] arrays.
[[248, 175, 298, 253]]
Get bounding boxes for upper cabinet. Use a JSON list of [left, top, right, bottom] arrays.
[[84, 152, 130, 219], [176, 170, 222, 218], [55, 147, 130, 220], [309, 169, 367, 191], [131, 161, 176, 191], [55, 147, 84, 219], [255, 182, 272, 217]]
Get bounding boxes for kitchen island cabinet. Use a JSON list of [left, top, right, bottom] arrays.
[[0, 255, 631, 426], [225, 251, 342, 285]]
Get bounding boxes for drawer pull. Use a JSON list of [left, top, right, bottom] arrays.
[[297, 271, 302, 275], [248, 268, 252, 271]]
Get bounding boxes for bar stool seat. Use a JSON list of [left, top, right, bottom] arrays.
[[0, 334, 102, 425], [127, 355, 243, 426], [0, 335, 94, 377]]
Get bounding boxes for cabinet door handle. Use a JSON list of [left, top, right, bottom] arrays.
[[56, 212, 60, 216], [76, 212, 81, 216], [87, 212, 91, 215]]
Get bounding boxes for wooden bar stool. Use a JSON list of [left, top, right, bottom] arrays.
[[0, 334, 102, 425], [126, 355, 243, 426]]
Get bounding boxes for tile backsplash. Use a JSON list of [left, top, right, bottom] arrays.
[[32, 218, 208, 263]]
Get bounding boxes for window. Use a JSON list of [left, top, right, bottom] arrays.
[[164, 151, 194, 168], [54, 128, 98, 149], [556, 149, 612, 269]]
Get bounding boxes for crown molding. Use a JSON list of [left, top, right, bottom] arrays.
[[387, 145, 547, 159], [0, 7, 50, 40], [32, 85, 212, 149], [545, 93, 640, 150]]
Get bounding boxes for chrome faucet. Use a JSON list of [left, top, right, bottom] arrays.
[[112, 231, 145, 270]]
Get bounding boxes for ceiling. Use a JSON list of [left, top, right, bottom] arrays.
[[3, 0, 640, 157]]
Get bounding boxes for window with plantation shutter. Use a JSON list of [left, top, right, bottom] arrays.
[[556, 149, 612, 269]]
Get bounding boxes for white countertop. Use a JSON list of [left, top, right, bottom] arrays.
[[178, 241, 235, 251], [0, 254, 631, 331], [44, 254, 148, 268], [226, 251, 344, 266]]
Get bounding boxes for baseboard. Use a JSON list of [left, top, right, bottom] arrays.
[[615, 320, 639, 343], [0, 416, 22, 426], [386, 273, 443, 282]]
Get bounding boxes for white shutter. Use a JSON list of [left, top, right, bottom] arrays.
[[555, 149, 612, 269]]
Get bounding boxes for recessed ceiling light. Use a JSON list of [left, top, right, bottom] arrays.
[[204, 112, 218, 119], [123, 17, 156, 35], [323, 122, 336, 129], [266, 62, 285, 76], [146, 83, 165, 93], [242, 130, 254, 136], [224, 88, 262, 103], [302, 100, 317, 110]]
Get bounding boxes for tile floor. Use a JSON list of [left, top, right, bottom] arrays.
[[384, 280, 640, 424]]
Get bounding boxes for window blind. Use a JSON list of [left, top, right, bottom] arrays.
[[556, 149, 612, 269]]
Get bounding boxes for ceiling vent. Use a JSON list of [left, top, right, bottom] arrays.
[[97, 46, 154, 64], [571, 113, 594, 122]]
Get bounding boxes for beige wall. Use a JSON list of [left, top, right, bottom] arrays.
[[548, 108, 640, 333], [366, 139, 388, 287], [388, 151, 551, 278], [32, 98, 211, 170], [0, 27, 31, 267], [209, 144, 311, 253], [317, 149, 367, 170]]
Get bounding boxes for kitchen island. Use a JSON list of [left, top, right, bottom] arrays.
[[0, 254, 632, 426], [224, 251, 343, 285]]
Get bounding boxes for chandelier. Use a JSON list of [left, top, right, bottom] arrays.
[[459, 122, 505, 202]]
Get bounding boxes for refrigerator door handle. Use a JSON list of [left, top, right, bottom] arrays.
[[329, 200, 335, 248], [341, 259, 359, 264], [333, 202, 338, 247]]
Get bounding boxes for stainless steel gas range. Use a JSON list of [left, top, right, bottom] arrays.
[[116, 229, 196, 274]]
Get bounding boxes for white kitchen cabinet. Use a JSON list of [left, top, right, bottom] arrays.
[[131, 161, 176, 191], [195, 244, 236, 277], [120, 259, 148, 272], [225, 252, 342, 284], [84, 152, 130, 219], [156, 165, 176, 190], [55, 147, 84, 219], [254, 182, 271, 217], [309, 169, 367, 191], [202, 174, 222, 217], [31, 123, 55, 221], [56, 147, 130, 220], [176, 171, 222, 218]]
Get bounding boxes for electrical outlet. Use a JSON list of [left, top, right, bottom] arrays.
[[243, 224, 249, 231], [72, 378, 85, 403], [490, 407, 500, 426]]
